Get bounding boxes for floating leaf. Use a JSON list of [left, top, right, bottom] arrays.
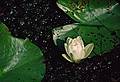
[[0, 23, 10, 34], [53, 23, 120, 57], [0, 22, 45, 82], [57, 0, 120, 28]]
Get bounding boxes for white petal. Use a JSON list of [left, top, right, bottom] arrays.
[[64, 43, 70, 56], [76, 36, 84, 48], [84, 43, 94, 58], [62, 54, 73, 62], [73, 49, 85, 63], [66, 37, 72, 44], [68, 38, 83, 57], [74, 49, 85, 59], [79, 49, 86, 59]]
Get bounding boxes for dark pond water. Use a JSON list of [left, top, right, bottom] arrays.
[[0, 0, 120, 82]]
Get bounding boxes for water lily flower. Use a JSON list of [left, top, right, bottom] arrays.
[[62, 36, 94, 63]]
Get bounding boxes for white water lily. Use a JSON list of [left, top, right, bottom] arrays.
[[62, 36, 94, 63]]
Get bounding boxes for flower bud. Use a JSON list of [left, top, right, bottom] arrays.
[[62, 36, 94, 63]]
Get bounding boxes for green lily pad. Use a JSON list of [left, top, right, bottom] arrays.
[[53, 23, 120, 57], [0, 22, 45, 82], [57, 0, 120, 28], [0, 23, 10, 34]]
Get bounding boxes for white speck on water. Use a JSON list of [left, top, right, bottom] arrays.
[[35, 37, 38, 41], [28, 3, 32, 6], [35, 18, 37, 21], [27, 34, 31, 37], [25, 16, 28, 20], [25, 11, 28, 14], [13, 6, 16, 9], [27, 21, 30, 25], [10, 10, 13, 14], [20, 21, 25, 26]]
